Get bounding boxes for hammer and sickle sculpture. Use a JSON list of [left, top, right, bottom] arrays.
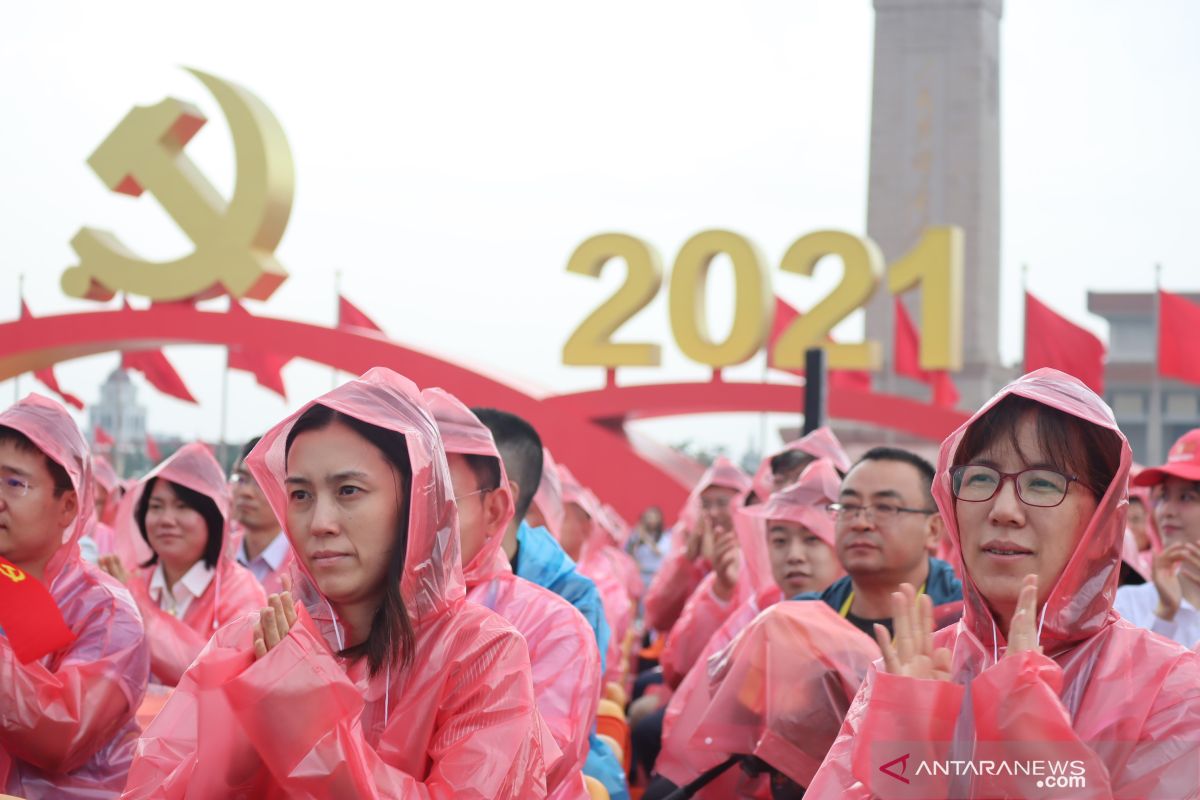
[[61, 68, 294, 303]]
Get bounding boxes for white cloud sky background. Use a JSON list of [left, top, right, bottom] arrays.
[[3, 1, 1198, 463]]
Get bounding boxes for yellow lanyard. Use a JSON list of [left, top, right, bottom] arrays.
[[840, 582, 926, 618]]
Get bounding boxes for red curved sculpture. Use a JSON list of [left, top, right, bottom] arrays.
[[1, 305, 968, 520]]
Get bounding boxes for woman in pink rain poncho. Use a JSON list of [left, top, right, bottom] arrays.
[[0, 394, 150, 799], [806, 369, 1200, 799], [652, 459, 846, 798], [100, 442, 267, 686], [423, 387, 599, 800], [644, 457, 753, 636], [657, 456, 828, 689], [123, 368, 550, 799], [559, 464, 635, 687]]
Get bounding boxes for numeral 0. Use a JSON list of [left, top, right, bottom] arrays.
[[563, 226, 963, 373]]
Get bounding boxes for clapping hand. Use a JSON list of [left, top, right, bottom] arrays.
[[252, 574, 298, 660], [875, 583, 953, 681], [1005, 573, 1043, 658]]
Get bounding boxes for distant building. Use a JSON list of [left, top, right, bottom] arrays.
[[88, 368, 147, 474], [1089, 292, 1200, 464]]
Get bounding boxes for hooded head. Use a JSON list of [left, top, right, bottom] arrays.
[[558, 462, 604, 562], [739, 459, 843, 597], [0, 394, 92, 584], [92, 454, 121, 524], [421, 387, 514, 585], [132, 442, 230, 574], [529, 447, 565, 538], [677, 456, 753, 537], [751, 427, 852, 501], [246, 368, 463, 672], [933, 368, 1129, 650]]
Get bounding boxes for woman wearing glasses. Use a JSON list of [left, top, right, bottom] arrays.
[[806, 369, 1200, 798]]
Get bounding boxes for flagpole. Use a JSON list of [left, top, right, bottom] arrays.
[[219, 342, 231, 472], [332, 269, 342, 391], [1148, 264, 1164, 465]]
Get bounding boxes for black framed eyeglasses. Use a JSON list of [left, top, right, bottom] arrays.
[[950, 464, 1079, 508]]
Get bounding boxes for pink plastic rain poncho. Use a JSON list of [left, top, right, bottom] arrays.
[[598, 503, 646, 602], [687, 602, 879, 798], [423, 388, 600, 800], [749, 426, 852, 501], [88, 454, 122, 554], [122, 442, 267, 686], [643, 457, 753, 634], [532, 446, 566, 538], [656, 461, 846, 795], [0, 394, 150, 799], [807, 368, 1200, 799], [123, 368, 550, 799], [657, 457, 817, 687], [560, 464, 635, 685]]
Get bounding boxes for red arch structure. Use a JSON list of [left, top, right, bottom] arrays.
[[2, 305, 968, 519]]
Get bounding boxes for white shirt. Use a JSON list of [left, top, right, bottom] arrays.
[[148, 560, 215, 618], [237, 530, 290, 585], [1114, 581, 1200, 649]]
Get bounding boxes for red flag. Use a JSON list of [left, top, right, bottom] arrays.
[[121, 349, 198, 404], [894, 298, 960, 408], [93, 425, 115, 447], [1024, 292, 1106, 395], [767, 297, 873, 391], [226, 301, 290, 398], [338, 295, 384, 334], [19, 301, 85, 410], [0, 555, 77, 663], [145, 433, 162, 463], [1159, 290, 1200, 386]]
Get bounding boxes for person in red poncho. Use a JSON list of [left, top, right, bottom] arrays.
[[424, 387, 599, 800], [806, 369, 1200, 799], [122, 368, 550, 798], [0, 394, 150, 799], [99, 442, 267, 687]]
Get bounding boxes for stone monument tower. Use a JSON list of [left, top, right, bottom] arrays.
[[865, 0, 1008, 407]]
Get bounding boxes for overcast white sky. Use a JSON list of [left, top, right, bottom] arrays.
[[4, 1, 1198, 461]]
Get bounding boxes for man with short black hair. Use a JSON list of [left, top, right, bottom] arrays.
[[798, 446, 961, 637], [231, 436, 293, 594]]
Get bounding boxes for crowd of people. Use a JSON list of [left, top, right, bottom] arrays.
[[2, 366, 1200, 798]]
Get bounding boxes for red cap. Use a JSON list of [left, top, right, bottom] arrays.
[[1133, 428, 1200, 486]]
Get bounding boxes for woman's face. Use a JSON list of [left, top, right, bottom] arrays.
[[286, 421, 404, 608], [145, 480, 209, 573], [766, 520, 841, 596], [955, 413, 1099, 621], [1154, 478, 1200, 547]]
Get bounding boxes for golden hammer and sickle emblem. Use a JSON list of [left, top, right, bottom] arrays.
[[61, 68, 294, 303], [0, 563, 26, 583]]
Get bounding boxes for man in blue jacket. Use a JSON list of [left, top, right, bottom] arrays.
[[796, 446, 963, 632]]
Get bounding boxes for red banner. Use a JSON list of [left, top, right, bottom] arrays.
[[1024, 291, 1106, 395], [894, 298, 959, 408], [1159, 290, 1200, 386]]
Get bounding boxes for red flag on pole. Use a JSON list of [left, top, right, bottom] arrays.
[[19, 301, 85, 410], [1159, 290, 1200, 386], [226, 301, 290, 398], [93, 425, 115, 447], [894, 298, 960, 408], [1024, 291, 1106, 395], [145, 433, 162, 463], [0, 555, 77, 663], [767, 297, 872, 391], [337, 295, 385, 334], [121, 350, 198, 404]]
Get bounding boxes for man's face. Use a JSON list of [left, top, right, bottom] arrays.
[[232, 458, 277, 532], [834, 459, 936, 580], [0, 440, 78, 579], [447, 453, 489, 568]]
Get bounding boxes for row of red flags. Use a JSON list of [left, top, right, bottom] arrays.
[[24, 291, 1200, 415], [26, 295, 384, 411]]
